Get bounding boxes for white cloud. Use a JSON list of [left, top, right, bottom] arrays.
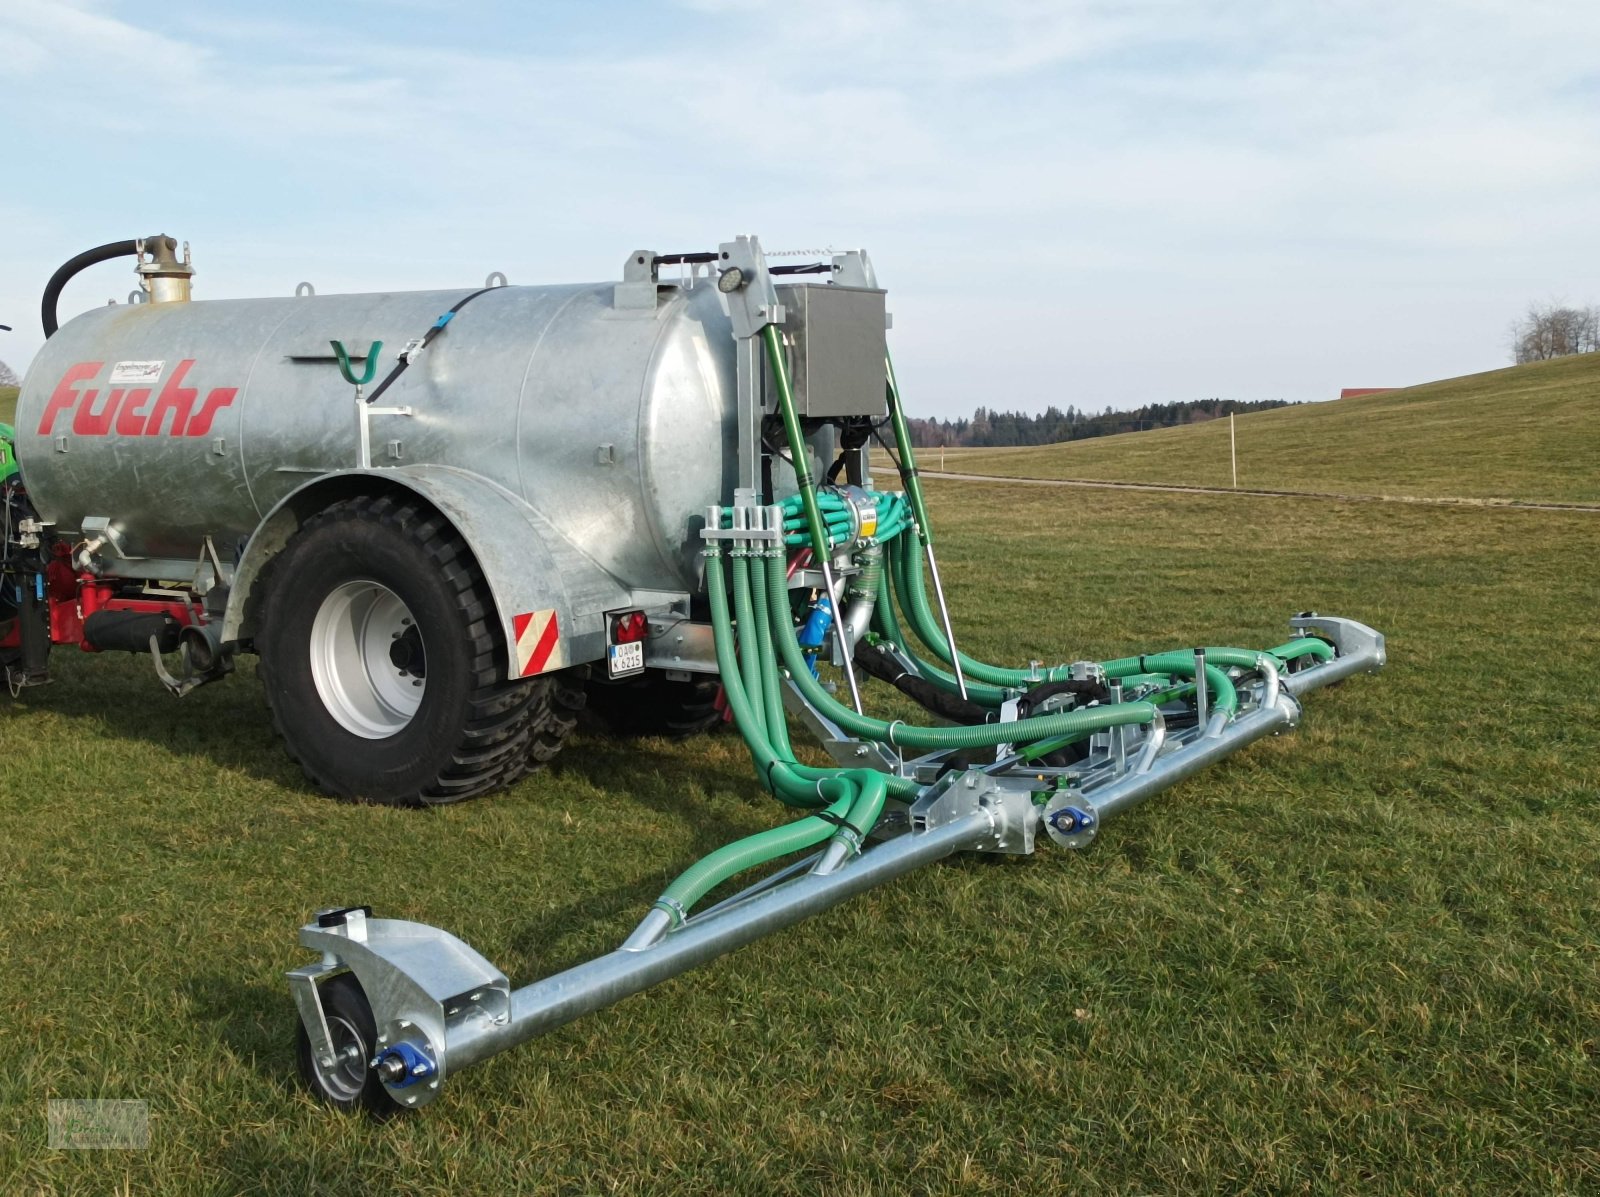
[[2, 0, 1597, 413]]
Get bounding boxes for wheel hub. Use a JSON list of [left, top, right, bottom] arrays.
[[388, 625, 426, 678], [318, 1014, 371, 1104], [310, 580, 426, 738]]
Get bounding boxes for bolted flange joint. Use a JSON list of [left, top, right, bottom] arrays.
[[373, 1040, 437, 1088], [1042, 797, 1100, 850], [1048, 807, 1096, 836]]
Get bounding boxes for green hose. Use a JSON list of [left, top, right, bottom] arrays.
[[886, 533, 1076, 686], [714, 555, 827, 807], [653, 796, 855, 919], [875, 355, 1327, 703], [1102, 651, 1239, 715], [870, 585, 1011, 708], [891, 532, 1267, 714], [747, 551, 792, 760], [845, 543, 883, 618], [650, 331, 1336, 932], [730, 549, 767, 742], [765, 549, 1157, 750], [648, 549, 895, 926], [1270, 636, 1335, 663]]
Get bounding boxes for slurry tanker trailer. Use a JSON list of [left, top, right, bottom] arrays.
[[3, 235, 1384, 1113]]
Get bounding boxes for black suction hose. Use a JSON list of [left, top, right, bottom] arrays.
[[40, 239, 140, 338]]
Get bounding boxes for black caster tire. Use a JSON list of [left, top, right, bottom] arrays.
[[294, 972, 403, 1118]]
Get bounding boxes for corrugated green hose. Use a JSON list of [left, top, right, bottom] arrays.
[[1102, 651, 1239, 715], [764, 549, 1157, 749], [648, 550, 893, 925], [886, 533, 1078, 686]]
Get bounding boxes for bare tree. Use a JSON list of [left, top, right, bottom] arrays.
[[0, 360, 19, 388], [1510, 302, 1599, 364]]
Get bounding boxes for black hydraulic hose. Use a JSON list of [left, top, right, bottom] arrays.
[[852, 641, 994, 726], [41, 239, 140, 338], [363, 285, 498, 405]]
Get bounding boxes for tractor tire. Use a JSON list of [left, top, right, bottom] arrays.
[[294, 972, 401, 1117], [255, 493, 576, 805], [583, 669, 725, 738]]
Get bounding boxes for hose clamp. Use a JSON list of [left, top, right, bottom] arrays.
[[828, 485, 880, 549], [653, 897, 689, 927]]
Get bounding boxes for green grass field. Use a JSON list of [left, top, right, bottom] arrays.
[[924, 353, 1600, 506], [3, 459, 1597, 1192], [1, 385, 17, 426]]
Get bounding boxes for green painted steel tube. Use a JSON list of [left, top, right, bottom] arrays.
[[764, 550, 1157, 749], [762, 325, 835, 568], [883, 351, 935, 543]]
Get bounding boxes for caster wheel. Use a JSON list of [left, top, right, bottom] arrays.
[[295, 972, 403, 1117]]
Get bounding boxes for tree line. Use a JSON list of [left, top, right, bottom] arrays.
[[902, 398, 1294, 448]]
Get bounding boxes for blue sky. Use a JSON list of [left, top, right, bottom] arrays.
[[3, 0, 1597, 417]]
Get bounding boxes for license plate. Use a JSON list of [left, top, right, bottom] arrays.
[[607, 640, 645, 678]]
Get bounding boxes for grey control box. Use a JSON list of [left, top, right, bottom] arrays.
[[775, 284, 889, 418]]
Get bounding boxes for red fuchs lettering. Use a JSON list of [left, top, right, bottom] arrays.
[[43, 358, 238, 438], [183, 387, 238, 437], [38, 362, 104, 435], [72, 387, 126, 435], [142, 359, 198, 436], [116, 387, 155, 435]]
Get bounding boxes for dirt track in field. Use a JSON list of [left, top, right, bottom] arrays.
[[919, 470, 1600, 514]]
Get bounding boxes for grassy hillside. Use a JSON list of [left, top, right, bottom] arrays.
[[0, 385, 16, 426], [925, 353, 1600, 505], [4, 480, 1596, 1193]]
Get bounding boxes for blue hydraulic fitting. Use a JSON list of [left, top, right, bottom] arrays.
[[1048, 806, 1096, 836], [373, 1041, 436, 1088], [796, 598, 835, 679]]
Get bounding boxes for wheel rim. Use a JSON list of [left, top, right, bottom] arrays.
[[310, 580, 426, 738], [319, 1014, 372, 1103]]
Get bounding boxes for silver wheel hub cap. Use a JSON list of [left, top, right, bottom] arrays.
[[310, 580, 425, 738]]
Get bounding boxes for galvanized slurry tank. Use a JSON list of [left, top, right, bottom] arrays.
[[3, 236, 1386, 1117], [17, 282, 739, 594], [10, 240, 880, 807]]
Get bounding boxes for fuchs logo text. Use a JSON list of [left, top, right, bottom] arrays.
[[37, 360, 238, 438]]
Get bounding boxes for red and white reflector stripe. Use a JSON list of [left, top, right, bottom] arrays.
[[512, 608, 566, 676]]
